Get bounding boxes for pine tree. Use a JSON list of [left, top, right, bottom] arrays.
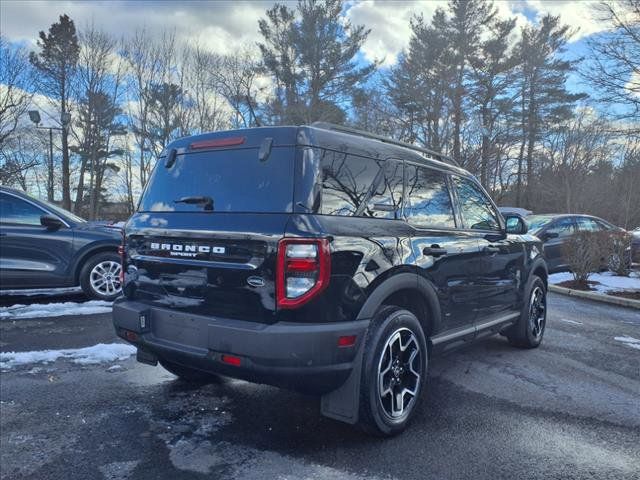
[[258, 0, 375, 124], [513, 15, 586, 207], [29, 14, 79, 210]]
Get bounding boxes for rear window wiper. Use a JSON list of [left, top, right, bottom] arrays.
[[174, 196, 214, 211]]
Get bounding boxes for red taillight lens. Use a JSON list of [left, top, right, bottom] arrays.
[[276, 238, 331, 309], [338, 335, 357, 347], [221, 354, 241, 366]]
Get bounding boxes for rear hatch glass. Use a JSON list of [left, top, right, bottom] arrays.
[[138, 147, 294, 213]]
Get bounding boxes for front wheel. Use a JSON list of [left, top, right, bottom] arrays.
[[506, 275, 547, 348], [79, 252, 122, 301], [357, 306, 427, 436]]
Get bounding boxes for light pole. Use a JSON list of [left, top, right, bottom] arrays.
[[28, 110, 71, 202]]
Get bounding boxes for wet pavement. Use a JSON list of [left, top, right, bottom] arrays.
[[1, 293, 639, 479]]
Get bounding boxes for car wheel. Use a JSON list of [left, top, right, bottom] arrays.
[[159, 359, 223, 384], [80, 252, 122, 301], [357, 306, 427, 436], [506, 275, 547, 349]]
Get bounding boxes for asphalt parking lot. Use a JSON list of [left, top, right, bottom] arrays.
[[1, 293, 639, 480]]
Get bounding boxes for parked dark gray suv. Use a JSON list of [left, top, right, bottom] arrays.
[[0, 186, 122, 300]]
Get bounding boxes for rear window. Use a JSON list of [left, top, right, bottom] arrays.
[[138, 148, 294, 213]]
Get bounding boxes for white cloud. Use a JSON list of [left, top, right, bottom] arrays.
[[525, 0, 604, 40], [345, 0, 447, 67], [0, 0, 269, 55]]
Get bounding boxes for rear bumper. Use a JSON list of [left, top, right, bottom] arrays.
[[112, 299, 369, 394]]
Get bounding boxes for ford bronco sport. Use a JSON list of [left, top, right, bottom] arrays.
[[113, 123, 548, 436]]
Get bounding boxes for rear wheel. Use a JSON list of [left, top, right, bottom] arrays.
[[79, 252, 122, 301], [506, 275, 547, 348], [159, 359, 223, 384], [357, 306, 427, 436]]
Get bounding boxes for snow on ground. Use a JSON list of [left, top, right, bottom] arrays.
[[0, 300, 112, 320], [0, 343, 136, 369], [0, 286, 82, 297], [613, 336, 640, 351], [549, 271, 640, 294]]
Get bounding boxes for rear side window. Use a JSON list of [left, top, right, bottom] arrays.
[[364, 160, 404, 219], [452, 176, 500, 231], [138, 148, 294, 213], [319, 150, 380, 216], [576, 217, 601, 232], [547, 217, 576, 237], [318, 151, 404, 219], [404, 165, 456, 228]]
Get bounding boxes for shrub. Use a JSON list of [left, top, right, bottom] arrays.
[[562, 231, 604, 286], [602, 230, 632, 276]]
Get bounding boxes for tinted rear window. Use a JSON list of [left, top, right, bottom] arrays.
[[138, 147, 294, 213]]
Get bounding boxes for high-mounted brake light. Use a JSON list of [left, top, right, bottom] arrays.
[[190, 136, 245, 150], [276, 238, 331, 309]]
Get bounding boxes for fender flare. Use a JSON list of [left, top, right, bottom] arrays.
[[356, 272, 442, 334], [528, 256, 549, 286]]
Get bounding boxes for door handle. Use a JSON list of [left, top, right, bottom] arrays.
[[423, 245, 448, 257], [483, 245, 501, 254]]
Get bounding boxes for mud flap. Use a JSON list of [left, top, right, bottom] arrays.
[[136, 348, 158, 366], [320, 339, 365, 424]]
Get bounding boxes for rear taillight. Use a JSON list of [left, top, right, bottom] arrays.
[[276, 238, 331, 309]]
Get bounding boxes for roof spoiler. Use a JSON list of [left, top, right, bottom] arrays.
[[311, 122, 460, 167]]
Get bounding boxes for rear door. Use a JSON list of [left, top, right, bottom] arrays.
[[405, 164, 483, 332], [0, 192, 74, 288], [125, 142, 295, 325]]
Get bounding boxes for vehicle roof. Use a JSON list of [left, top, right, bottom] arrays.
[[528, 213, 604, 219], [164, 125, 471, 177]]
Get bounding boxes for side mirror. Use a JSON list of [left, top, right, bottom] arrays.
[[504, 214, 528, 235], [544, 231, 559, 240], [40, 214, 64, 230]]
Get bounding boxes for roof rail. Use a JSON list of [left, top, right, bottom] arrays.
[[310, 122, 460, 167]]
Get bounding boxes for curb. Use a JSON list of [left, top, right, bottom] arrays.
[[549, 284, 640, 310]]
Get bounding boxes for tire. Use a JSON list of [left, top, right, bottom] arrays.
[[506, 275, 547, 349], [159, 359, 222, 384], [79, 252, 122, 301], [357, 306, 428, 437]]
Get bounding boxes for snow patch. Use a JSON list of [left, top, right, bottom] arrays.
[[0, 286, 82, 297], [613, 336, 640, 351], [0, 300, 112, 320], [560, 318, 583, 325], [0, 343, 136, 369], [549, 272, 640, 294]]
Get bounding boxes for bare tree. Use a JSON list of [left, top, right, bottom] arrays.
[[586, 0, 640, 131], [0, 37, 33, 148], [184, 44, 227, 133], [213, 49, 262, 128], [122, 29, 163, 188]]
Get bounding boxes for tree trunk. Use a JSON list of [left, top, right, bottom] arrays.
[[61, 126, 71, 210]]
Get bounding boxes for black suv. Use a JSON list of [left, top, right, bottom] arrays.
[[0, 186, 122, 300], [113, 124, 548, 436]]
